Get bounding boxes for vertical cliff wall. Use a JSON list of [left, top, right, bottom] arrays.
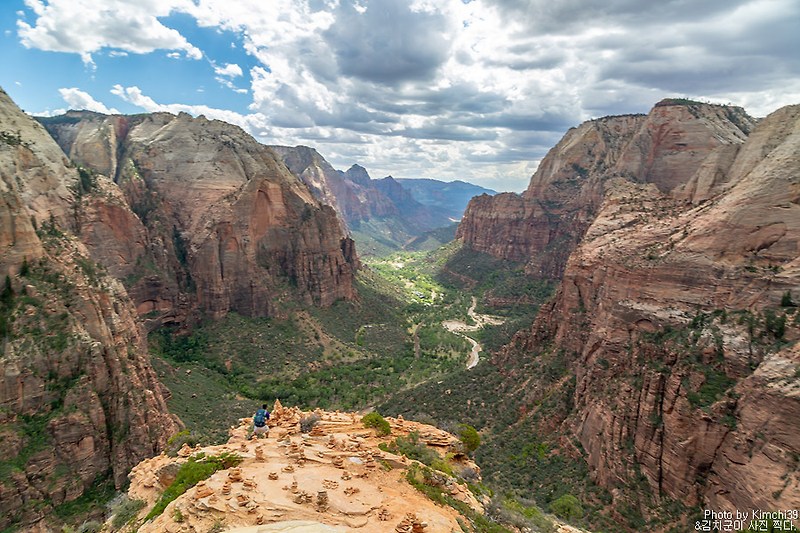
[[499, 104, 799, 524], [457, 101, 756, 280], [0, 88, 180, 530], [42, 112, 359, 325]]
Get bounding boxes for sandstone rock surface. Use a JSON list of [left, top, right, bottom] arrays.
[[0, 87, 180, 530], [485, 102, 799, 525], [457, 100, 756, 280], [41, 112, 359, 324], [123, 405, 483, 533]]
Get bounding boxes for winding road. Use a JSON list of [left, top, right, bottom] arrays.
[[441, 297, 505, 369]]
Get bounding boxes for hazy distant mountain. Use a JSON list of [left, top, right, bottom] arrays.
[[395, 178, 497, 221], [271, 146, 464, 256]]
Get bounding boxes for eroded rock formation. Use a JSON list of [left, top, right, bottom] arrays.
[[480, 102, 799, 525], [457, 100, 756, 279], [41, 112, 359, 325], [0, 88, 180, 530], [121, 405, 484, 533]]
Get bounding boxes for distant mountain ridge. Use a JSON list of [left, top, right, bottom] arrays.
[[395, 178, 497, 221], [271, 146, 493, 255]]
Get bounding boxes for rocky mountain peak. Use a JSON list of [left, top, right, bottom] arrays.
[[40, 112, 359, 324], [344, 163, 372, 185]]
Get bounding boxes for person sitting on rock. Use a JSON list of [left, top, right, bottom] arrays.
[[250, 404, 270, 440]]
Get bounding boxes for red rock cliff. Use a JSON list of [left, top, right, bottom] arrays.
[[0, 88, 180, 530], [42, 113, 359, 324], [457, 101, 755, 279], [504, 104, 799, 524]]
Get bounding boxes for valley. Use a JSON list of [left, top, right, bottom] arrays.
[[2, 89, 799, 533]]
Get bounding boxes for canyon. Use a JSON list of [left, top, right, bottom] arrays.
[[3, 83, 799, 533], [458, 99, 800, 525], [40, 110, 359, 326], [0, 90, 362, 531]]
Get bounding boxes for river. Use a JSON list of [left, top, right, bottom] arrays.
[[441, 297, 505, 369]]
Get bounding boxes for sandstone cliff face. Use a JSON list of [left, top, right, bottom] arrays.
[[0, 88, 180, 530], [457, 101, 756, 280], [42, 113, 359, 324], [504, 105, 800, 523]]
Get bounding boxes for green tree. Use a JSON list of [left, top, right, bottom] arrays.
[[781, 291, 795, 307], [458, 424, 480, 454], [362, 412, 391, 436], [550, 494, 583, 520]]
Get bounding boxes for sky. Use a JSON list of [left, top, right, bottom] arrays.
[[1, 0, 799, 192]]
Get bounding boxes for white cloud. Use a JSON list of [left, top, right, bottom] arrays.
[[214, 62, 243, 78], [110, 84, 262, 130], [17, 0, 800, 191], [17, 0, 203, 65], [58, 87, 119, 114]]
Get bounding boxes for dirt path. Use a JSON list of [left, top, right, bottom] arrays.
[[442, 297, 504, 369]]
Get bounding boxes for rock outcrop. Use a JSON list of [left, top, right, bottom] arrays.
[[41, 112, 359, 325], [457, 100, 756, 279], [119, 405, 485, 533], [489, 103, 799, 526], [0, 88, 180, 530]]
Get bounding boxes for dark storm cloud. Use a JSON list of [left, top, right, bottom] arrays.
[[323, 0, 452, 86]]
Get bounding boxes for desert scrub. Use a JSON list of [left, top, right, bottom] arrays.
[[380, 430, 439, 465], [111, 497, 145, 530], [145, 452, 242, 520], [362, 412, 391, 436]]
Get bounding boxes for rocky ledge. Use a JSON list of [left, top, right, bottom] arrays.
[[119, 402, 586, 533]]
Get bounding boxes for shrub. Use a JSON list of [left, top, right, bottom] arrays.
[[549, 494, 583, 520], [383, 431, 439, 465], [300, 413, 320, 433], [458, 424, 481, 454], [781, 291, 795, 307], [361, 412, 391, 436], [76, 521, 102, 533], [145, 452, 242, 520], [165, 430, 200, 457], [111, 497, 145, 530]]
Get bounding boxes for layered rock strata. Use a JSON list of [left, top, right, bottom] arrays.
[[499, 104, 800, 522], [0, 88, 180, 530], [41, 112, 359, 324], [457, 100, 756, 279]]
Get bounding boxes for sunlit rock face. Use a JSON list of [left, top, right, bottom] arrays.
[[491, 102, 799, 518], [42, 110, 359, 325], [0, 87, 180, 530], [457, 100, 756, 280]]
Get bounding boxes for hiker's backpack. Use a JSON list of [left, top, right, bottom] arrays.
[[254, 409, 268, 427]]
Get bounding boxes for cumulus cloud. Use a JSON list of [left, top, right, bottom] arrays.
[[17, 0, 203, 66], [214, 63, 243, 78], [59, 87, 119, 114], [110, 84, 260, 127], [323, 0, 452, 85], [16, 0, 800, 191]]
